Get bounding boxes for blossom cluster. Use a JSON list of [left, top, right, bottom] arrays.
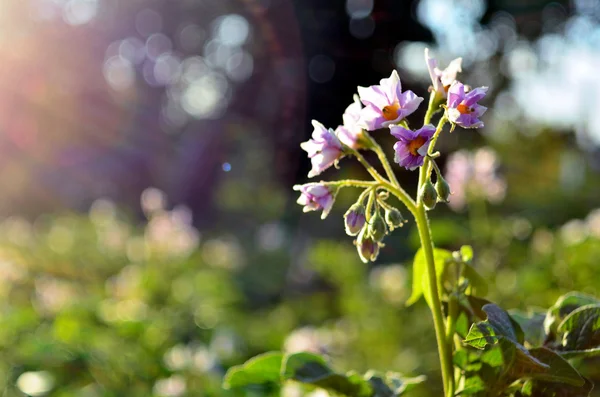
[[294, 49, 489, 262]]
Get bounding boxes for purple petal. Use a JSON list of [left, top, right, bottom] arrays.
[[425, 48, 441, 92], [472, 104, 487, 118], [357, 85, 388, 109], [379, 70, 401, 103], [447, 82, 465, 108], [390, 125, 415, 141], [397, 90, 424, 117], [464, 86, 488, 106], [416, 124, 436, 140], [358, 105, 386, 131]]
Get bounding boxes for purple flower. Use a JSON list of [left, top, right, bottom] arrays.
[[336, 95, 364, 149], [300, 120, 343, 178], [357, 70, 423, 130], [425, 48, 462, 97], [390, 125, 436, 170], [293, 183, 335, 219], [446, 82, 488, 129]]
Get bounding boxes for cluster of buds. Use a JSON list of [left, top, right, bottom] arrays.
[[343, 190, 407, 263], [294, 49, 488, 263]]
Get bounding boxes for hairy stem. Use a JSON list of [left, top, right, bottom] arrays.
[[414, 202, 454, 397]]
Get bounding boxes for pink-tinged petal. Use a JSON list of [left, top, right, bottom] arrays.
[[300, 140, 320, 156], [447, 82, 465, 108], [390, 125, 415, 141], [393, 142, 412, 163], [318, 195, 335, 219], [472, 104, 487, 118], [336, 125, 360, 149], [440, 57, 462, 87], [358, 105, 386, 131], [425, 48, 442, 93], [379, 70, 402, 103], [342, 95, 362, 128], [464, 86, 488, 106], [311, 120, 328, 138], [397, 90, 424, 117], [306, 184, 329, 197], [297, 193, 311, 206], [303, 202, 319, 212], [357, 85, 388, 109]]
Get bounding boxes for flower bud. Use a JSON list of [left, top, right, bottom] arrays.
[[368, 211, 387, 242], [420, 179, 438, 210], [344, 203, 366, 236], [384, 208, 405, 231], [435, 177, 451, 203], [356, 228, 380, 263]]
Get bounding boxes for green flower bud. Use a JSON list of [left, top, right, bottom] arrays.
[[368, 211, 387, 242], [344, 203, 366, 236], [384, 208, 405, 231], [420, 179, 438, 210], [356, 227, 380, 263], [435, 177, 451, 203]]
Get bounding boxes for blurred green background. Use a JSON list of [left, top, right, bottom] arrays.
[[0, 0, 600, 395]]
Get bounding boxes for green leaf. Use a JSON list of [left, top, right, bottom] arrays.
[[406, 247, 451, 307], [282, 352, 372, 397], [464, 321, 501, 349], [365, 371, 426, 397], [462, 263, 488, 297], [460, 245, 473, 263], [456, 375, 486, 395], [557, 304, 600, 350], [455, 311, 469, 339], [500, 339, 549, 380], [509, 309, 546, 347], [545, 292, 600, 336], [464, 304, 526, 349], [454, 350, 468, 371], [528, 378, 594, 397], [223, 351, 284, 389], [528, 347, 585, 386]]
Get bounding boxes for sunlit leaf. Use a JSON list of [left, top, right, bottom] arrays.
[[282, 352, 372, 397], [406, 247, 451, 307], [223, 351, 283, 389]]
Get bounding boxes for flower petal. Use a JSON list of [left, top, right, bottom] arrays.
[[464, 86, 488, 106], [379, 70, 402, 103], [357, 85, 388, 109], [390, 125, 415, 141]]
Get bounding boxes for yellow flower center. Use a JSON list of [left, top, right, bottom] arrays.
[[457, 103, 472, 114], [382, 102, 400, 121], [408, 136, 427, 156]]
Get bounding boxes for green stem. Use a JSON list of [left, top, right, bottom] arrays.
[[424, 92, 440, 125], [412, 111, 454, 396], [414, 202, 454, 397], [446, 295, 459, 349], [322, 180, 378, 189]]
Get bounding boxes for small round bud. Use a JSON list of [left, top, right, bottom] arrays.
[[384, 208, 405, 231], [368, 211, 387, 242], [344, 203, 366, 236], [420, 179, 438, 210], [356, 227, 380, 263], [435, 177, 451, 203]]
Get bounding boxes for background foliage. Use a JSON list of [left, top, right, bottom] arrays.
[[1, 0, 600, 396]]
